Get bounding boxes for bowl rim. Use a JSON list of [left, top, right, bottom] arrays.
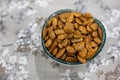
[[41, 9, 106, 65]]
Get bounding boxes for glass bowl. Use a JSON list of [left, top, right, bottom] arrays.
[[41, 9, 106, 65]]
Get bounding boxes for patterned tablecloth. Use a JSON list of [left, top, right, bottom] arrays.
[[0, 0, 120, 80]]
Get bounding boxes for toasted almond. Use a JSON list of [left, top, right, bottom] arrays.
[[72, 12, 81, 17], [54, 29, 65, 35], [92, 31, 98, 38], [77, 55, 86, 63], [49, 41, 58, 52], [75, 18, 82, 25], [45, 39, 52, 48], [94, 37, 102, 44], [90, 23, 98, 31], [66, 46, 76, 53], [67, 13, 74, 22], [52, 48, 58, 56], [98, 27, 103, 38], [56, 48, 65, 58]]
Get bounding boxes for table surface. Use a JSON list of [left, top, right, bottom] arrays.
[[0, 0, 120, 80]]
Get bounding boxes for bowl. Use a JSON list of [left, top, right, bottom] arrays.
[[41, 9, 106, 65]]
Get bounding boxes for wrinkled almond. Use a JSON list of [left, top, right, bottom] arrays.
[[45, 39, 52, 48], [67, 13, 74, 22], [62, 39, 69, 47], [94, 37, 102, 44], [77, 55, 86, 63], [75, 18, 82, 25], [74, 23, 79, 30], [90, 23, 98, 31], [98, 27, 103, 38], [73, 41, 85, 51], [92, 31, 98, 38], [65, 57, 77, 62], [54, 29, 65, 35], [57, 34, 67, 40], [60, 53, 67, 60], [83, 13, 92, 19], [74, 30, 82, 38], [48, 30, 56, 39], [56, 48, 65, 58], [78, 48, 87, 58], [79, 26, 88, 34], [58, 20, 64, 28], [66, 46, 76, 53], [52, 48, 58, 56], [49, 41, 58, 52], [72, 12, 81, 17], [64, 22, 75, 34]]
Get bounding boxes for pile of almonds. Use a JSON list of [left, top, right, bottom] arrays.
[[42, 11, 103, 63]]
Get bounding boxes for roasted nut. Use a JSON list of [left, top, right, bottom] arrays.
[[64, 22, 75, 34], [98, 27, 103, 38], [67, 13, 74, 22], [48, 30, 56, 39], [90, 23, 98, 31], [91, 41, 98, 47], [78, 48, 87, 58], [44, 36, 49, 41], [94, 37, 102, 44], [79, 16, 87, 22], [71, 38, 83, 43], [58, 20, 64, 28], [57, 34, 67, 40], [56, 48, 65, 58], [68, 34, 74, 38], [86, 24, 92, 32], [79, 26, 88, 34], [52, 47, 58, 56], [92, 31, 98, 37], [87, 50, 94, 59], [72, 12, 81, 17], [73, 41, 85, 51], [51, 18, 57, 27], [55, 38, 62, 43], [87, 47, 98, 59], [65, 57, 77, 62], [62, 39, 69, 47], [73, 30, 82, 38], [75, 18, 82, 25], [47, 26, 53, 31], [67, 52, 76, 57], [88, 18, 94, 24], [58, 43, 63, 48], [59, 13, 67, 22], [45, 39, 52, 48], [83, 13, 92, 19], [66, 46, 76, 53], [86, 42, 92, 50], [93, 47, 98, 53], [47, 19, 52, 26], [54, 29, 65, 35], [60, 53, 67, 60], [83, 20, 88, 26], [49, 41, 58, 52], [77, 55, 86, 63], [84, 35, 92, 42], [74, 23, 79, 30]]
